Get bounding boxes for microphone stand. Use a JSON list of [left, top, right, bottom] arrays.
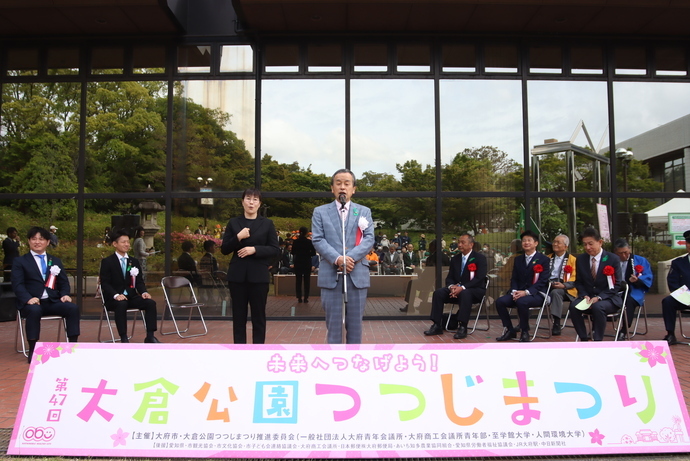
[[339, 195, 348, 344]]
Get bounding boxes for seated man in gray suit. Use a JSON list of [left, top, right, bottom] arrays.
[[312, 169, 374, 344]]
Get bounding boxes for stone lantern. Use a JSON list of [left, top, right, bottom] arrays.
[[138, 185, 165, 249]]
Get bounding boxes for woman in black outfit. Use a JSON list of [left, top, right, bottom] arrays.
[[221, 189, 280, 343], [291, 226, 316, 303]]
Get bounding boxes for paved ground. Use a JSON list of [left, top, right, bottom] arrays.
[[2, 294, 690, 459]]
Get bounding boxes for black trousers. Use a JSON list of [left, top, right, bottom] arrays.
[[662, 295, 688, 333], [21, 298, 80, 341], [429, 287, 484, 326], [229, 281, 269, 344], [568, 297, 618, 341], [105, 295, 158, 337], [294, 268, 311, 300]]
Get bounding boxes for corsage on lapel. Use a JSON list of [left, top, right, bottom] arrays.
[[532, 262, 544, 285], [129, 267, 139, 289], [356, 216, 369, 246], [603, 265, 615, 289], [45, 265, 60, 289]]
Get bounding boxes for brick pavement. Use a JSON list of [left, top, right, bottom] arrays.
[[1, 296, 690, 459]]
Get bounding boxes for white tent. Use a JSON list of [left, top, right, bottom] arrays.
[[646, 190, 690, 225]]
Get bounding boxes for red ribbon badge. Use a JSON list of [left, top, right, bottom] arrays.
[[603, 265, 616, 288], [563, 264, 573, 282], [532, 263, 543, 285], [467, 263, 477, 280]]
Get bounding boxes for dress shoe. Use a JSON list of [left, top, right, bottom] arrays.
[[399, 305, 409, 312], [664, 333, 678, 345], [297, 298, 302, 303], [616, 331, 627, 341], [304, 298, 309, 303], [496, 329, 516, 341], [453, 325, 467, 339], [120, 337, 129, 343], [424, 324, 444, 336], [144, 336, 161, 343], [551, 324, 562, 336], [519, 331, 530, 342]]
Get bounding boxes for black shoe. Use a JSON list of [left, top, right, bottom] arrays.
[[399, 305, 409, 312], [424, 324, 444, 336], [453, 325, 467, 339], [120, 337, 129, 343], [304, 298, 309, 303], [297, 298, 302, 303], [616, 331, 627, 341], [664, 333, 678, 345], [496, 329, 516, 341], [551, 324, 562, 336], [144, 336, 161, 343], [519, 330, 530, 342]]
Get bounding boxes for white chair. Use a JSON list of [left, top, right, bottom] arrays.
[[444, 276, 491, 334], [160, 276, 208, 338], [16, 314, 67, 357]]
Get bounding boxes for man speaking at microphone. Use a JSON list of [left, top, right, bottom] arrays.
[[312, 169, 375, 344]]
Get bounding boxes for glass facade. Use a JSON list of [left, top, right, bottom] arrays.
[[1, 38, 688, 318]]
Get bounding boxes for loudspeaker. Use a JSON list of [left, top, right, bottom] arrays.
[[617, 212, 632, 236], [111, 215, 141, 239], [633, 213, 648, 237]]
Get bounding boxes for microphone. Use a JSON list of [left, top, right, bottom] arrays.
[[338, 193, 347, 210]]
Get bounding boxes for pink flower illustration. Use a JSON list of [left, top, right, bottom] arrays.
[[61, 343, 77, 354], [638, 341, 668, 368], [589, 428, 605, 445], [111, 428, 130, 447], [35, 343, 61, 364]]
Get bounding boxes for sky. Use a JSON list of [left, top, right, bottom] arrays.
[[186, 78, 690, 181]]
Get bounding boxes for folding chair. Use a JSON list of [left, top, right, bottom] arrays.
[[444, 276, 491, 334], [576, 283, 629, 341], [160, 276, 208, 338], [677, 307, 690, 341], [97, 279, 147, 343], [507, 282, 552, 341], [16, 314, 67, 357]]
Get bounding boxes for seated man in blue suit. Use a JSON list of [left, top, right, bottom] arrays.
[[312, 169, 374, 344], [12, 226, 80, 363], [613, 238, 653, 340], [495, 230, 551, 342], [661, 229, 690, 345]]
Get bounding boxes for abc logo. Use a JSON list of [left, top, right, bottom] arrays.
[[22, 427, 55, 442]]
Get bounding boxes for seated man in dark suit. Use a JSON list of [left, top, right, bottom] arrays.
[[495, 230, 551, 342], [381, 245, 403, 275], [100, 229, 160, 343], [424, 233, 487, 339], [568, 227, 623, 341], [12, 226, 80, 362], [661, 229, 690, 345], [178, 240, 201, 285]]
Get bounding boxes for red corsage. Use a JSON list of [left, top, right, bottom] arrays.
[[563, 264, 573, 282], [532, 264, 543, 284], [603, 265, 616, 289], [467, 263, 477, 280], [634, 264, 643, 276]]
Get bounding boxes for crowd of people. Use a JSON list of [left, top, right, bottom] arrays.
[[5, 169, 690, 360]]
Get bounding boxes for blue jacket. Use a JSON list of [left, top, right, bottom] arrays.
[[623, 254, 653, 306], [312, 200, 375, 289]]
